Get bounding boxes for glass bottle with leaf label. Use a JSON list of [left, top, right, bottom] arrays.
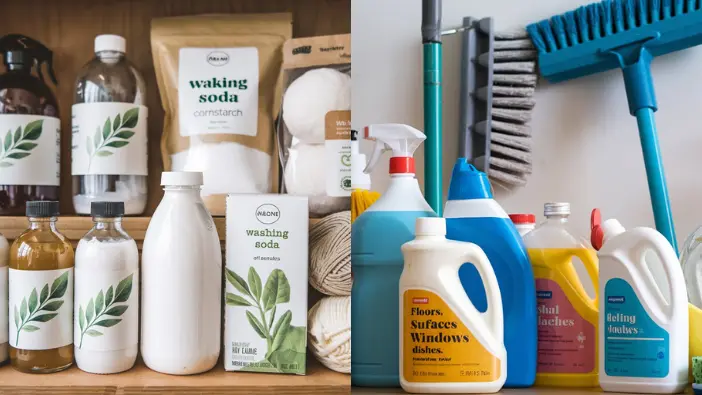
[[72, 34, 148, 216], [74, 201, 138, 374], [9, 201, 74, 373], [0, 35, 60, 215]]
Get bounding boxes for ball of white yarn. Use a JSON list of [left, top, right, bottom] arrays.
[[308, 296, 350, 374], [309, 211, 351, 296], [284, 143, 350, 216], [283, 68, 351, 144]]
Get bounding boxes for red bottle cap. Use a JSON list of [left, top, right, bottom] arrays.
[[389, 157, 415, 174], [590, 208, 604, 251], [509, 214, 536, 224]]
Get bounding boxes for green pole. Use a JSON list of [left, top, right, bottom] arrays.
[[423, 43, 442, 215]]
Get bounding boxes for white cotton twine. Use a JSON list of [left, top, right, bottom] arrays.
[[308, 296, 350, 374], [309, 211, 351, 296]]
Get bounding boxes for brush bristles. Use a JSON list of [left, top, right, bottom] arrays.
[[527, 0, 701, 53]]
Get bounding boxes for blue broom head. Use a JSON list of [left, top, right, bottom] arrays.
[[527, 0, 702, 82]]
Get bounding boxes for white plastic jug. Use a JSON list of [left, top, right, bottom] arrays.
[[399, 217, 506, 394], [598, 219, 688, 394]]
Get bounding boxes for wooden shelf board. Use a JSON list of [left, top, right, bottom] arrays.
[[0, 360, 349, 394], [0, 216, 321, 244]]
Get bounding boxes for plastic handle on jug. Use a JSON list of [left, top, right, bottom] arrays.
[[633, 230, 683, 321], [572, 249, 600, 307], [443, 244, 504, 339]]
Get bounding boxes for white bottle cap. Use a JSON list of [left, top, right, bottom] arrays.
[[95, 34, 126, 54], [161, 171, 203, 186], [601, 218, 626, 243], [415, 217, 446, 237]]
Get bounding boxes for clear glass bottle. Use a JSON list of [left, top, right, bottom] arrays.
[[9, 201, 74, 373], [74, 201, 138, 374], [141, 171, 221, 375], [72, 34, 147, 216]]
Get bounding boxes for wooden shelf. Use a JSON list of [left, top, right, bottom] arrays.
[[0, 216, 321, 245], [0, 359, 349, 394]]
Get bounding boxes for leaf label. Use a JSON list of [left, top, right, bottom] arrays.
[[71, 103, 147, 177], [74, 267, 138, 351], [8, 268, 73, 350], [0, 115, 59, 186]]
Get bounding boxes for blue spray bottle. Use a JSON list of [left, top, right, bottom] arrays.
[[443, 159, 537, 387], [351, 124, 437, 387]]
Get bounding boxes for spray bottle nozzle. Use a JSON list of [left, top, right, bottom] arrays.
[[362, 123, 426, 175]]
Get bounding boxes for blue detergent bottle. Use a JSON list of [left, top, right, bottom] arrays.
[[351, 123, 437, 387], [443, 159, 537, 387]]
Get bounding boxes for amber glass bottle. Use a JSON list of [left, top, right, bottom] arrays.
[[0, 35, 60, 215], [9, 201, 74, 373]]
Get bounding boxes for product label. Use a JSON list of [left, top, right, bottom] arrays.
[[9, 268, 73, 350], [71, 103, 148, 176], [402, 289, 501, 383], [178, 47, 259, 137], [0, 267, 7, 344], [536, 279, 595, 373], [604, 278, 669, 378], [74, 268, 138, 351], [325, 110, 352, 197], [225, 196, 308, 374], [0, 115, 60, 186]]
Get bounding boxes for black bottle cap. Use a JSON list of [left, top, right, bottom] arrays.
[[26, 201, 60, 218], [0, 34, 58, 85], [91, 201, 125, 218]]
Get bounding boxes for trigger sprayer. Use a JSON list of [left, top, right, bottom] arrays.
[[0, 34, 58, 86], [363, 123, 426, 176]]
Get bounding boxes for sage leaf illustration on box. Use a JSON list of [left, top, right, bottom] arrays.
[[86, 108, 138, 171], [77, 273, 133, 348], [0, 119, 43, 168], [13, 271, 69, 346], [226, 267, 306, 372]]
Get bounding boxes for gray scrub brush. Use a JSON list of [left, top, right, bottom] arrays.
[[457, 16, 537, 188]]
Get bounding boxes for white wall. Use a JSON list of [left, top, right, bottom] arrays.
[[352, 0, 702, 250]]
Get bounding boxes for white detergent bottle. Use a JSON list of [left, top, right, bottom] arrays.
[[399, 217, 506, 394], [597, 218, 688, 394]]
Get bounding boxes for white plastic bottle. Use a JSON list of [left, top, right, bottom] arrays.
[[598, 219, 688, 394], [141, 172, 221, 374], [509, 214, 536, 237], [0, 231, 8, 363], [74, 201, 138, 374], [399, 217, 506, 394]]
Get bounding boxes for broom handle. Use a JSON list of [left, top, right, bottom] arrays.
[[619, 48, 678, 253], [635, 108, 677, 252], [422, 0, 443, 215]]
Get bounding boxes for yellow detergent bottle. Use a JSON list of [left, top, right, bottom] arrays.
[[523, 202, 599, 387]]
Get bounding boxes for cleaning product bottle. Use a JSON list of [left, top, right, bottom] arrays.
[[509, 213, 536, 237], [596, 218, 688, 394], [0, 34, 60, 215], [351, 123, 436, 387], [400, 217, 506, 394], [443, 159, 536, 388], [523, 202, 599, 387]]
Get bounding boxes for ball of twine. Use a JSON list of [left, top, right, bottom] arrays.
[[309, 211, 351, 296], [308, 296, 350, 374]]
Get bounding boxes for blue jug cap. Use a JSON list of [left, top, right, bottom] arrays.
[[447, 158, 493, 200]]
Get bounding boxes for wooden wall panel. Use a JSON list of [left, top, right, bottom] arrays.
[[0, 0, 351, 215]]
